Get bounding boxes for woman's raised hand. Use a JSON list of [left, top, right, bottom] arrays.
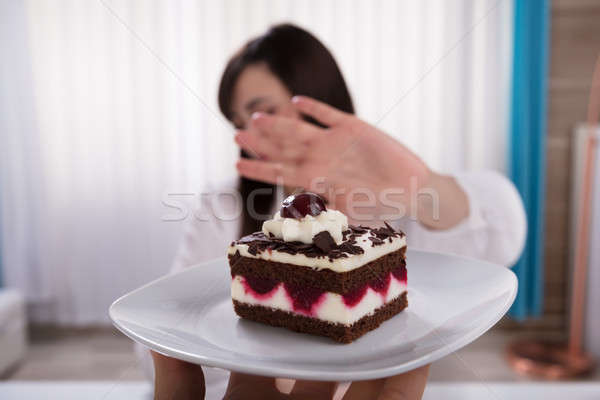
[[236, 96, 429, 197], [235, 96, 468, 229]]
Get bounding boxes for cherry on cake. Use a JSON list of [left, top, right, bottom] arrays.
[[227, 192, 408, 343]]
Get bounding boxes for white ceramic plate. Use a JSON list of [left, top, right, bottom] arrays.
[[109, 250, 517, 381]]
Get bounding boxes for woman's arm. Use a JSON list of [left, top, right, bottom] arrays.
[[235, 96, 526, 266], [411, 172, 470, 231], [399, 170, 527, 267]]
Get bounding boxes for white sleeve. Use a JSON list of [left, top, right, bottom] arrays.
[[397, 170, 527, 267], [170, 189, 241, 273]]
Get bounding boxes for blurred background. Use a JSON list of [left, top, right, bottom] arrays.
[[0, 0, 599, 398]]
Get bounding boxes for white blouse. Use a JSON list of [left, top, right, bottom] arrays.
[[136, 170, 527, 399]]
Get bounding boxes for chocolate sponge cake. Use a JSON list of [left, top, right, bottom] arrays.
[[227, 193, 408, 343]]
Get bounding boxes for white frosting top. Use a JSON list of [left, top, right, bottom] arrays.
[[262, 209, 348, 244]]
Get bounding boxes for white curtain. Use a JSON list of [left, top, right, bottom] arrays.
[[0, 0, 512, 325]]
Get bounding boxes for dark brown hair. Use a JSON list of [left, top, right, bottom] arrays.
[[218, 23, 354, 236]]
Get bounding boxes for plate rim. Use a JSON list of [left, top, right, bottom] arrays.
[[109, 249, 518, 381]]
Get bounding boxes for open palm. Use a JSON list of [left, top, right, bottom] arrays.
[[235, 96, 430, 216]]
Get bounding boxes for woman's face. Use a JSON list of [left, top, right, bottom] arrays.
[[230, 63, 299, 130]]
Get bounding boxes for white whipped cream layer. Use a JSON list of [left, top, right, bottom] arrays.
[[228, 232, 406, 272], [262, 210, 348, 244], [231, 274, 407, 326]]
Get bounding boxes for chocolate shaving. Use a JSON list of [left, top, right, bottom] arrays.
[[368, 236, 385, 246], [342, 229, 351, 241], [337, 242, 364, 255], [367, 221, 404, 244], [312, 231, 337, 253], [350, 225, 369, 234], [232, 223, 403, 260]]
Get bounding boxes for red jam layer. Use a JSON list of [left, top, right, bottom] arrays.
[[239, 265, 407, 316]]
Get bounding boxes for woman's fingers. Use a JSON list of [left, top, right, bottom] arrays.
[[342, 365, 429, 400], [235, 130, 280, 160], [252, 112, 321, 143], [236, 113, 316, 162], [225, 372, 283, 400], [151, 351, 205, 400], [292, 96, 348, 127], [341, 379, 385, 400], [289, 380, 338, 400], [236, 159, 302, 187], [236, 129, 308, 162], [378, 365, 430, 400]]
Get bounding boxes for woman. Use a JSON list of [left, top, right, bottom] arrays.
[[146, 24, 526, 399]]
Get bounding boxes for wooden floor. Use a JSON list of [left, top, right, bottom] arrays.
[[4, 327, 144, 381], [3, 326, 598, 383]]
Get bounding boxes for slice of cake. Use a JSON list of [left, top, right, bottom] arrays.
[[227, 192, 407, 343]]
